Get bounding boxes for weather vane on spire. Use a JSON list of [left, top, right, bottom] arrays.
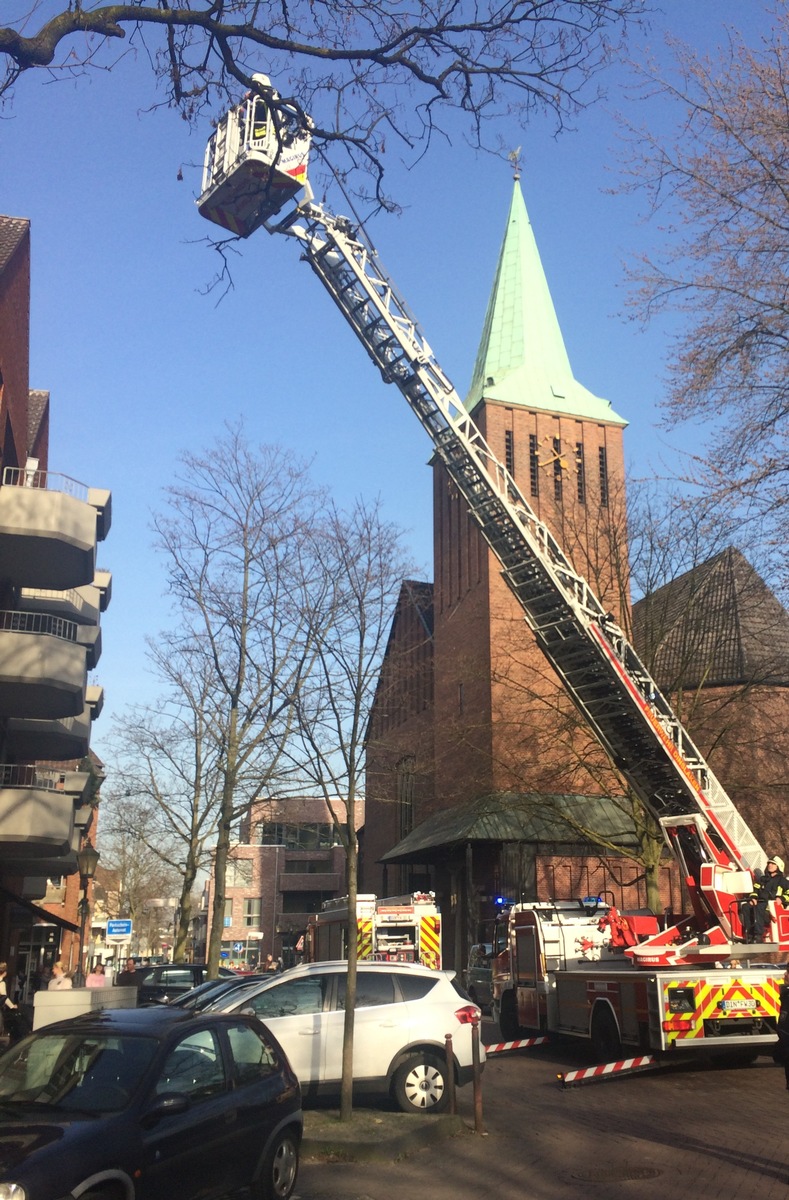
[[508, 146, 522, 181]]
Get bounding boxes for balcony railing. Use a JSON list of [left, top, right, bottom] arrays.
[[3, 466, 90, 501], [0, 764, 69, 790], [0, 610, 77, 642]]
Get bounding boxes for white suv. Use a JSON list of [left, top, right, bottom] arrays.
[[208, 960, 484, 1114]]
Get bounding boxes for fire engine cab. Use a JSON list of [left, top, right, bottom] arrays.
[[306, 893, 442, 970]]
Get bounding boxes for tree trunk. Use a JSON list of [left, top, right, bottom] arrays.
[[340, 827, 358, 1122]]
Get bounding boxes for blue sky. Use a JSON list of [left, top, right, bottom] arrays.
[[0, 2, 776, 749]]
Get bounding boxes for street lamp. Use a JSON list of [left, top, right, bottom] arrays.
[[75, 839, 100, 987]]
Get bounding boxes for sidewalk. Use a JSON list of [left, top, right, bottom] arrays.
[[295, 1042, 789, 1200]]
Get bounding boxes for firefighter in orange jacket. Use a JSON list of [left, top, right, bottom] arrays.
[[742, 855, 788, 942]]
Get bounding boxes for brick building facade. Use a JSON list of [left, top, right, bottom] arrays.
[[210, 795, 364, 968]]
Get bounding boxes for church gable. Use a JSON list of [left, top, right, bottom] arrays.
[[632, 547, 789, 689]]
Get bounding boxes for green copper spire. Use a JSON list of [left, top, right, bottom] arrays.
[[465, 179, 626, 426]]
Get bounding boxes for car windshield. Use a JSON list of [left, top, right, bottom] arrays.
[[173, 978, 255, 1011], [0, 1032, 158, 1113], [202, 980, 260, 1012]]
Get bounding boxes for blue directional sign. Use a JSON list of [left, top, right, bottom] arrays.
[[107, 919, 133, 938]]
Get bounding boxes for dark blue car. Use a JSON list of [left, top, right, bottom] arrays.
[[0, 1006, 302, 1200]]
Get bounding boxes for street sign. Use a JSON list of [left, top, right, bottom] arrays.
[[233, 942, 244, 953], [107, 919, 133, 939]]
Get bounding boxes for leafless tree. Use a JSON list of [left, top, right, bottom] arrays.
[[1, 2, 642, 201], [102, 641, 227, 961], [152, 423, 330, 976], [287, 495, 412, 1119], [618, 17, 789, 579], [95, 799, 183, 948]]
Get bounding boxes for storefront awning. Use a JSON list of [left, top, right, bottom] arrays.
[[0, 885, 79, 932]]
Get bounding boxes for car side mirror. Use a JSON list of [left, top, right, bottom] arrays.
[[141, 1092, 191, 1127]]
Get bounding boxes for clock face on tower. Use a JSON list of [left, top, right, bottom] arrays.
[[536, 436, 569, 472]]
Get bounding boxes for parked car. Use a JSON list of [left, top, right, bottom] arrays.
[[136, 962, 236, 1004], [169, 974, 268, 1012], [463, 943, 494, 1010], [0, 1005, 302, 1200], [209, 959, 484, 1114]]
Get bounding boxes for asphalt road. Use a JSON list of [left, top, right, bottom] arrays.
[[294, 1021, 789, 1200]]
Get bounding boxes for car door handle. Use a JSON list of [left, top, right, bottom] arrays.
[[298, 1029, 320, 1036]]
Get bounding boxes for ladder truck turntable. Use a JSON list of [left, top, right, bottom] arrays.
[[197, 78, 786, 1064]]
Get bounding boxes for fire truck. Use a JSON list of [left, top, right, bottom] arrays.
[[306, 894, 442, 970], [197, 79, 787, 1062]]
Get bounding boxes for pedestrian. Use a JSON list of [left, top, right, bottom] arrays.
[[742, 855, 788, 942], [115, 958, 141, 988], [85, 962, 106, 988], [265, 954, 277, 973], [47, 962, 72, 990], [0, 961, 19, 1025]]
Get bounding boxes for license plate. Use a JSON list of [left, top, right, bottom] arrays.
[[720, 998, 757, 1011]]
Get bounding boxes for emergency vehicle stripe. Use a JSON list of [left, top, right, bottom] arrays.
[[419, 916, 441, 969], [559, 1056, 659, 1086], [664, 976, 781, 1043], [485, 1037, 548, 1054], [357, 918, 373, 959]]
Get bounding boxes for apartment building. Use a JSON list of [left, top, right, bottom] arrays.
[[0, 217, 111, 985]]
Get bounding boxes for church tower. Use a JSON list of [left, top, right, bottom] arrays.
[[431, 176, 629, 811]]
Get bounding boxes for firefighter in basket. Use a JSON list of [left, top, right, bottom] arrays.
[[742, 855, 789, 943]]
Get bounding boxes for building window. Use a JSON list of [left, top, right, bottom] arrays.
[[284, 858, 331, 874], [553, 437, 563, 502], [599, 445, 609, 507], [257, 822, 342, 849], [397, 755, 415, 842], [227, 858, 253, 887], [576, 443, 586, 505], [243, 898, 262, 927], [529, 435, 539, 498], [504, 429, 514, 476], [223, 898, 233, 928]]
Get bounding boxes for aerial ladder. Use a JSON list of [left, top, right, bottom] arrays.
[[197, 77, 785, 971]]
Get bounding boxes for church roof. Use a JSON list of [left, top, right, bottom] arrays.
[[0, 216, 29, 274], [380, 791, 638, 863], [632, 547, 789, 689], [465, 180, 626, 427]]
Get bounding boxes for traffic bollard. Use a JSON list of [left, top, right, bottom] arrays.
[[444, 1033, 457, 1114], [471, 1016, 484, 1133]]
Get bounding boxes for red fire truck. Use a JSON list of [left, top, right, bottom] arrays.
[[306, 894, 442, 970], [198, 79, 786, 1065]]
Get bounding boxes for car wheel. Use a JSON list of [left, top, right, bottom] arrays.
[[255, 1128, 300, 1200], [392, 1054, 449, 1114]]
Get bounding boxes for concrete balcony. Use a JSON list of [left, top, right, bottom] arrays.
[[18, 569, 112, 626], [0, 468, 112, 589], [76, 623, 102, 669], [5, 684, 103, 761], [0, 610, 87, 718], [0, 766, 81, 858], [278, 872, 341, 892], [6, 708, 92, 761]]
